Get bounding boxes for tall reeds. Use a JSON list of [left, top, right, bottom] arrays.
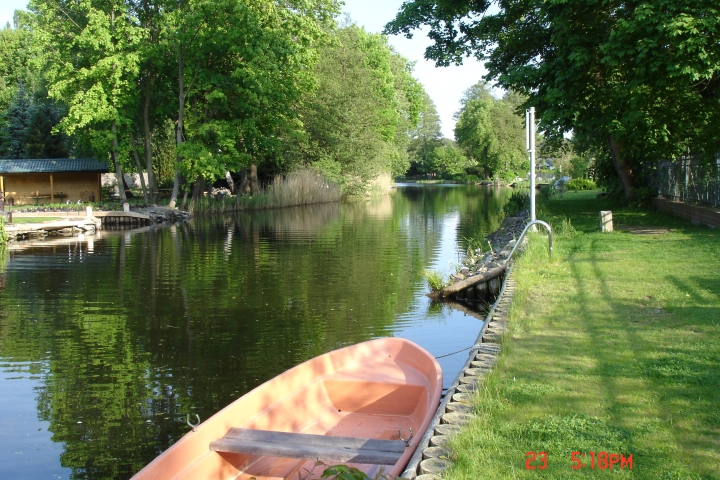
[[189, 168, 341, 216]]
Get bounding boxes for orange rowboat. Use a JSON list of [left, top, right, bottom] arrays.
[[132, 338, 442, 479]]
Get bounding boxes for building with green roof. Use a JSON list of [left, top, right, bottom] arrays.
[[0, 158, 108, 205]]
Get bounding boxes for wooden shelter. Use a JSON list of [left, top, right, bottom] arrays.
[[0, 158, 108, 206]]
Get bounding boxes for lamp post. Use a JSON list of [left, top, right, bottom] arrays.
[[526, 107, 536, 228]]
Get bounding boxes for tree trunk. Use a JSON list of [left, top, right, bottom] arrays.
[[143, 72, 159, 204], [249, 164, 259, 194], [192, 175, 205, 200], [239, 167, 249, 194], [225, 170, 235, 193], [129, 132, 149, 203], [111, 120, 126, 202], [169, 42, 185, 209], [607, 135, 637, 200]]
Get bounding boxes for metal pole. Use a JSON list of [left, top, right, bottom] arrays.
[[526, 107, 536, 227]]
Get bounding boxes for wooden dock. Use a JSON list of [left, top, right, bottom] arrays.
[[5, 208, 152, 240], [93, 211, 152, 228], [5, 218, 101, 240]]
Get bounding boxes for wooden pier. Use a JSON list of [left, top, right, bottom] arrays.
[[4, 208, 152, 241], [93, 211, 152, 228]]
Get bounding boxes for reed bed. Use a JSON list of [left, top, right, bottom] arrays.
[[189, 168, 341, 216]]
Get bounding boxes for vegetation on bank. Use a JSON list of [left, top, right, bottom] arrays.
[[445, 190, 720, 479], [1, 7, 424, 203], [387, 2, 720, 201], [566, 178, 597, 191], [189, 168, 342, 215], [0, 216, 6, 244]]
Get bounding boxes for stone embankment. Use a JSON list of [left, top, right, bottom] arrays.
[[134, 206, 192, 223], [404, 211, 533, 478], [429, 210, 529, 301]]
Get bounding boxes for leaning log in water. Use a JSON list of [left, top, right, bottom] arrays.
[[427, 265, 506, 300]]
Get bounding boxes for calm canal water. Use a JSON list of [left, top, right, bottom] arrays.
[[0, 185, 511, 480]]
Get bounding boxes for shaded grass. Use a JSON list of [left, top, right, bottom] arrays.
[[445, 190, 720, 479]]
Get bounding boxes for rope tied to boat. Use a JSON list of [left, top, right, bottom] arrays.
[[187, 414, 200, 432]]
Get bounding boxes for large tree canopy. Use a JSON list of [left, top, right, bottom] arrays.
[[386, 0, 720, 198], [300, 25, 423, 196], [454, 82, 527, 181]]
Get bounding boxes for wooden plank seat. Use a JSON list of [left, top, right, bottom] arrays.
[[209, 428, 406, 465]]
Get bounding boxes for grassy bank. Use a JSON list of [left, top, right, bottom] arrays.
[[189, 168, 342, 215], [446, 191, 720, 479], [8, 217, 60, 224]]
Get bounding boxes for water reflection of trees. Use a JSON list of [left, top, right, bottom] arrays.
[[0, 186, 511, 479]]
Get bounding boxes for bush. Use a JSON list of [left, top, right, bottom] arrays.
[[566, 178, 597, 191], [503, 191, 529, 217]]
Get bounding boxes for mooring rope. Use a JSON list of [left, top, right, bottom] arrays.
[[435, 344, 475, 359]]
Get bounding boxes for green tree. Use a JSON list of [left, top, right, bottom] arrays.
[[31, 0, 146, 201], [385, 0, 720, 199], [0, 24, 34, 131], [454, 82, 527, 181], [0, 82, 31, 158], [432, 141, 472, 178], [407, 92, 443, 175], [165, 0, 340, 206], [301, 25, 420, 197]]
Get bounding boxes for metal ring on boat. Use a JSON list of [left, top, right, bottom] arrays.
[[399, 427, 414, 447], [186, 414, 200, 432]]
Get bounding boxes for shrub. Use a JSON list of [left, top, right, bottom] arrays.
[[566, 178, 597, 191], [503, 191, 529, 217]]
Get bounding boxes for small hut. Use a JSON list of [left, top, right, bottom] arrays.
[[0, 158, 108, 206]]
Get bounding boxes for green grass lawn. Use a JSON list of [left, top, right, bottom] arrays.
[[445, 191, 720, 479], [9, 217, 61, 224]]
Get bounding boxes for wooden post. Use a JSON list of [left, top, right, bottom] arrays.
[[600, 211, 613, 232], [1, 175, 4, 194], [50, 174, 54, 203]]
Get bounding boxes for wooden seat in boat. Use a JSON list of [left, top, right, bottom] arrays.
[[209, 428, 405, 465]]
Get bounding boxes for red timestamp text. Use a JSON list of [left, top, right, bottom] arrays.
[[525, 451, 548, 470], [571, 451, 633, 470]]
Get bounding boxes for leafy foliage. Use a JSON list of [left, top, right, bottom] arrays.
[[407, 91, 443, 175], [502, 191, 529, 217], [566, 178, 597, 191], [301, 25, 422, 197], [0, 216, 7, 244], [454, 82, 527, 181], [385, 0, 720, 198]]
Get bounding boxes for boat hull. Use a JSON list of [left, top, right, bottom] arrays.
[[132, 337, 442, 479]]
